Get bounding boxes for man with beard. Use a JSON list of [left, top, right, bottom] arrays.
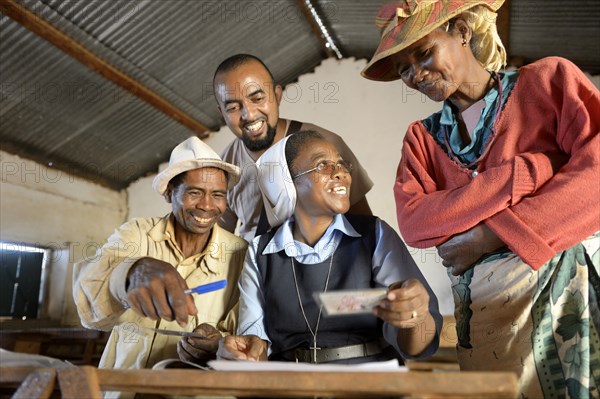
[[73, 137, 247, 385], [213, 54, 374, 242]]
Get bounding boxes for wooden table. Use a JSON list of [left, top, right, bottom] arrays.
[[1, 366, 518, 398]]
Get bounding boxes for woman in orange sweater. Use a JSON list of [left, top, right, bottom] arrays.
[[362, 1, 599, 397]]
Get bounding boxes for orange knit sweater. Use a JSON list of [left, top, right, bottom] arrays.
[[395, 57, 600, 269]]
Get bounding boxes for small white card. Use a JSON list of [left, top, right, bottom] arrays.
[[314, 288, 388, 316]]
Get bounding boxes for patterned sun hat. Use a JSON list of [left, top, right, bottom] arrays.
[[361, 0, 504, 81]]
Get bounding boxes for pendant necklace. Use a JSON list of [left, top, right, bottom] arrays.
[[290, 249, 335, 363]]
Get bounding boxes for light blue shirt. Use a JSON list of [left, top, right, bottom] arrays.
[[237, 214, 442, 360]]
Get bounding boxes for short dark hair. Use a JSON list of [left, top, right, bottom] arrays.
[[213, 54, 276, 87], [168, 171, 188, 192], [285, 130, 326, 174]]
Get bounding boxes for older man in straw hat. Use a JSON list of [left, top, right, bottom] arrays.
[[73, 138, 247, 381]]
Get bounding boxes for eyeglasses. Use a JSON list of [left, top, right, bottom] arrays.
[[292, 160, 352, 180]]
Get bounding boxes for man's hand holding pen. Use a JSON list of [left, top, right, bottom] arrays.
[[126, 258, 228, 328], [125, 257, 198, 327]]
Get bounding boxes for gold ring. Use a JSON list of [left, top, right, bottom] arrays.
[[411, 311, 417, 319]]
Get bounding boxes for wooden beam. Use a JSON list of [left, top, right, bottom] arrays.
[[0, 0, 210, 139]]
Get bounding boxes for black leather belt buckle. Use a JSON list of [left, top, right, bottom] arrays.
[[291, 341, 384, 364]]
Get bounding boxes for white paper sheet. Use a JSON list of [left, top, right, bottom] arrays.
[[208, 359, 407, 372], [0, 348, 72, 369]]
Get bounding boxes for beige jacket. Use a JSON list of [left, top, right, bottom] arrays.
[[73, 215, 247, 375]]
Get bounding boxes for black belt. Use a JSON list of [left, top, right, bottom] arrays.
[[284, 341, 385, 364]]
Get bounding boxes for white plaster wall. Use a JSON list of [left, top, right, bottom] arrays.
[[46, 247, 71, 321], [127, 171, 171, 219], [0, 151, 127, 244], [127, 58, 454, 315], [0, 151, 127, 324]]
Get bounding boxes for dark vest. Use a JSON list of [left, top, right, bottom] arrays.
[[256, 215, 384, 359]]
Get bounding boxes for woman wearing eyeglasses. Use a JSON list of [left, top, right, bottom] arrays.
[[216, 131, 442, 364]]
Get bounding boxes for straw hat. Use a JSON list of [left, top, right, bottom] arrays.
[[362, 0, 504, 81], [152, 136, 240, 195]]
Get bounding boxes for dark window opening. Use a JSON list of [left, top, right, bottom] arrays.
[[0, 243, 48, 320]]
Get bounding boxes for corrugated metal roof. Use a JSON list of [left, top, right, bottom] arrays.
[[1, 0, 324, 189], [1, 0, 598, 190], [0, 17, 194, 188], [509, 0, 600, 72], [315, 0, 381, 59]]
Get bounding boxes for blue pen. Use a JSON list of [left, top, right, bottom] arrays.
[[184, 279, 227, 295]]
